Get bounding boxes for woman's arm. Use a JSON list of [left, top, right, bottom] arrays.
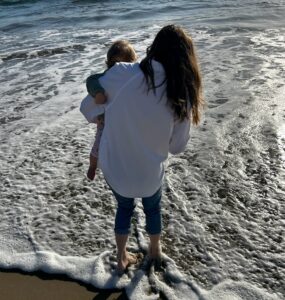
[[169, 118, 191, 154]]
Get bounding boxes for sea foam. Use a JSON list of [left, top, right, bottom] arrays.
[[0, 249, 279, 300]]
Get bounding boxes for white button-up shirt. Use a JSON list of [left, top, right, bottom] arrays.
[[97, 60, 190, 197]]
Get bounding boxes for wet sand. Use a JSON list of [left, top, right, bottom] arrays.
[[0, 269, 127, 300]]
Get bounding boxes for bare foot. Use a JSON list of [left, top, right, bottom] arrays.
[[87, 166, 96, 181], [117, 252, 138, 274], [148, 245, 162, 270], [148, 244, 162, 259]]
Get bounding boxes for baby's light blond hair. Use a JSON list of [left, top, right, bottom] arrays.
[[106, 40, 137, 68]]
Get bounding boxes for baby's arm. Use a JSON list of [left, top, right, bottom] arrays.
[[86, 73, 107, 104]]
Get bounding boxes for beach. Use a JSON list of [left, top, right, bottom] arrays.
[[0, 0, 284, 299], [0, 270, 126, 300]]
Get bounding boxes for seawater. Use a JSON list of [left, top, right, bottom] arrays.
[[0, 0, 284, 299]]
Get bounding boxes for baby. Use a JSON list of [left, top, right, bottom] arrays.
[[86, 40, 137, 180]]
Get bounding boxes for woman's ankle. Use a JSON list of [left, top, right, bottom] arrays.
[[117, 249, 127, 261], [149, 234, 161, 258]]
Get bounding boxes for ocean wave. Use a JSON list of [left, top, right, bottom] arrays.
[[0, 44, 86, 62], [0, 0, 39, 6], [1, 22, 35, 31]]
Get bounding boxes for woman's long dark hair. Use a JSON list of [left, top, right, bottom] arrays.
[[140, 24, 204, 125]]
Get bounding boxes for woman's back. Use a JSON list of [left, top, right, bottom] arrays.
[[98, 61, 187, 198]]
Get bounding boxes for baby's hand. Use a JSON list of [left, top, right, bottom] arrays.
[[95, 92, 107, 105]]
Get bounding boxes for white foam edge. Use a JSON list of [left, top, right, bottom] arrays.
[[0, 250, 129, 289], [0, 248, 281, 299]]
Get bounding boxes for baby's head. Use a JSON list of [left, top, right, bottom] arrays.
[[106, 40, 137, 68]]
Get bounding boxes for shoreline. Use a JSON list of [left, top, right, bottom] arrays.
[[0, 268, 127, 300]]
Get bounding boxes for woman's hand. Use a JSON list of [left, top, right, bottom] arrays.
[[94, 92, 107, 105]]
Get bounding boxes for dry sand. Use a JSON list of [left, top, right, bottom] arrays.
[[0, 270, 127, 300]]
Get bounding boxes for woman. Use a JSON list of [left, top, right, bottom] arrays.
[[92, 24, 204, 273]]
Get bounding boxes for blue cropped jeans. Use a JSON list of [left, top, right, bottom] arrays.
[[111, 187, 162, 235]]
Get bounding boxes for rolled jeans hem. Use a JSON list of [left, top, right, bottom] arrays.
[[114, 228, 131, 235], [147, 230, 161, 235]]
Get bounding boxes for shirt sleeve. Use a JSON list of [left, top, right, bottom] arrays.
[[86, 72, 105, 97], [98, 62, 139, 102], [169, 117, 191, 155]]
